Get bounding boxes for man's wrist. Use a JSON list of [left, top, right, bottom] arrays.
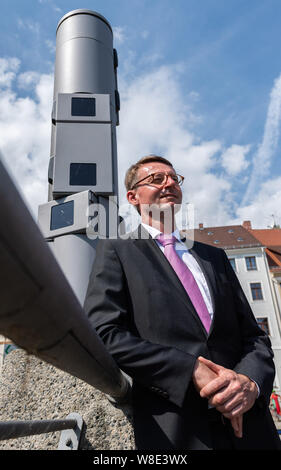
[[250, 379, 260, 399], [192, 359, 217, 391]]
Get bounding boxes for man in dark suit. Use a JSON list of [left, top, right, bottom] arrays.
[[84, 155, 281, 450]]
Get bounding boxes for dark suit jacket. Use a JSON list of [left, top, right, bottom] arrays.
[[84, 225, 280, 450]]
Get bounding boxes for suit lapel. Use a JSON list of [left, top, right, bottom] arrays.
[[131, 225, 210, 336]]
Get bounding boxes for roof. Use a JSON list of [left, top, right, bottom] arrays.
[[248, 228, 281, 247], [242, 224, 281, 271], [192, 225, 262, 250], [268, 245, 281, 255], [265, 246, 281, 270]]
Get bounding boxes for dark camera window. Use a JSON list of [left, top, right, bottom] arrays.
[[69, 163, 97, 186], [71, 97, 96, 116], [50, 200, 74, 231]]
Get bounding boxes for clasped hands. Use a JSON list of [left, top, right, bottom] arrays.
[[193, 356, 259, 438]]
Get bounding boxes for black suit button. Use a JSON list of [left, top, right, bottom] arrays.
[[150, 387, 168, 398]]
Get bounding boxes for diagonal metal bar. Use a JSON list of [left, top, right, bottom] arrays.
[[0, 418, 77, 440], [0, 157, 131, 403]]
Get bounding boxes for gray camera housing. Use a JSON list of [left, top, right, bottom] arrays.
[[50, 93, 114, 197]]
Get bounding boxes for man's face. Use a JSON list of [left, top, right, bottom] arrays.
[[127, 162, 183, 216]]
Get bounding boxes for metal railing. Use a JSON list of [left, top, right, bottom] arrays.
[[0, 413, 84, 450], [0, 158, 131, 401], [0, 151, 131, 450]]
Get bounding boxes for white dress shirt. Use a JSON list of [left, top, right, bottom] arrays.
[[141, 222, 214, 321]]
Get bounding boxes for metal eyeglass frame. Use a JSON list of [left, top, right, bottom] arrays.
[[131, 172, 185, 190]]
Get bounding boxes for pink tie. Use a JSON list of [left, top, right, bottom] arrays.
[[157, 234, 211, 332]]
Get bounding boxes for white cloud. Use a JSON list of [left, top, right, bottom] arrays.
[[17, 18, 40, 35], [0, 59, 53, 217], [45, 39, 56, 54], [182, 140, 222, 174], [139, 52, 164, 66], [117, 65, 193, 176], [221, 144, 251, 176], [38, 0, 62, 13], [113, 26, 127, 45], [189, 173, 232, 227], [242, 72, 281, 205], [0, 58, 20, 88], [17, 71, 41, 89], [236, 176, 281, 228]]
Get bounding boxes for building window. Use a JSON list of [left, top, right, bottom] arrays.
[[256, 317, 270, 335], [228, 258, 236, 272], [246, 256, 257, 271], [250, 282, 263, 300]]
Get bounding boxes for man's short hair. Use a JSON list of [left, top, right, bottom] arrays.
[[125, 155, 173, 191]]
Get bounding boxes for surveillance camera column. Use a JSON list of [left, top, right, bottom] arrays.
[[0, 10, 130, 403]]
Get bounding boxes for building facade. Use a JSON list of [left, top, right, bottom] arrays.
[[243, 221, 281, 335]]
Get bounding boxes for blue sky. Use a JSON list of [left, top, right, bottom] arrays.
[[1, 0, 281, 228]]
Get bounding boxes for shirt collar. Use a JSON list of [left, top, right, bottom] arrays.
[[141, 222, 182, 242]]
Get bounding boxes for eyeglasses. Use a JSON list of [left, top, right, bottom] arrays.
[[131, 172, 184, 189]]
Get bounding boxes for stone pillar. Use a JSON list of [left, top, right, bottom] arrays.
[[0, 349, 135, 450]]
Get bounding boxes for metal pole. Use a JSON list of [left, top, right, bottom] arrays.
[[0, 418, 78, 440], [42, 9, 120, 306]]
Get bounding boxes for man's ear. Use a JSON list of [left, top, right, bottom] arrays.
[[126, 190, 139, 207]]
